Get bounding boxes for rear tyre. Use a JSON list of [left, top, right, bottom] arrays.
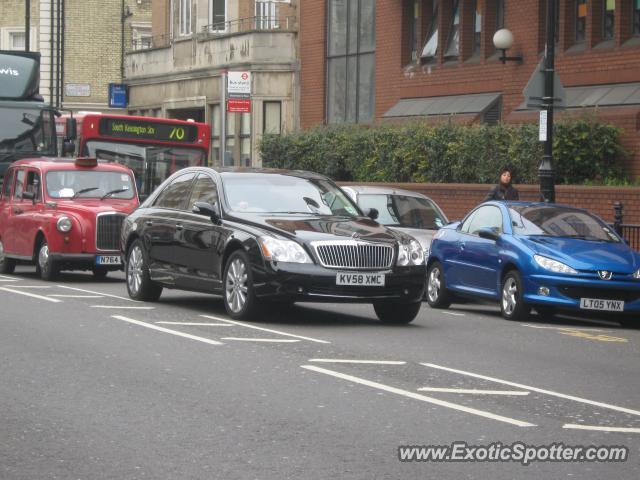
[[501, 270, 531, 321], [92, 266, 109, 279], [223, 250, 260, 320], [374, 301, 421, 324], [426, 261, 451, 309], [0, 240, 16, 274], [126, 239, 162, 301], [36, 240, 58, 281]]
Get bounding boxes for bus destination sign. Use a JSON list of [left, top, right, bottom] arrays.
[[99, 118, 198, 143]]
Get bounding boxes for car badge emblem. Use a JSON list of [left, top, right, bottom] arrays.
[[351, 232, 360, 239], [597, 270, 613, 280]]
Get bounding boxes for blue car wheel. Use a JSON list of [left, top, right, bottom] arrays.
[[500, 270, 531, 321], [427, 261, 451, 309]]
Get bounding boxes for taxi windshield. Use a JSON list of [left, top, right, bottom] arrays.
[[45, 170, 135, 199]]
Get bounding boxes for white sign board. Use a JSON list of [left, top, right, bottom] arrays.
[[227, 71, 251, 96], [539, 110, 548, 142], [65, 83, 91, 97]]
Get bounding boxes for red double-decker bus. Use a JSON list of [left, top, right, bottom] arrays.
[[61, 114, 210, 197]]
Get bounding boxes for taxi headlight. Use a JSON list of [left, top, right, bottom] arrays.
[[397, 240, 425, 266], [56, 216, 72, 233], [259, 237, 312, 263], [534, 254, 577, 274]]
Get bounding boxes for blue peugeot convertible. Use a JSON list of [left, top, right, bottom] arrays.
[[426, 201, 640, 325]]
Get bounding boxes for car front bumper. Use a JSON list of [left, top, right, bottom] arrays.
[[252, 262, 426, 304]]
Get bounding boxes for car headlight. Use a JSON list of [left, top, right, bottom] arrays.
[[259, 237, 312, 263], [56, 216, 72, 233], [397, 239, 425, 266], [633, 268, 640, 279], [534, 254, 577, 274]]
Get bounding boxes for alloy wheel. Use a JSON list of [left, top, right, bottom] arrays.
[[502, 276, 518, 315], [127, 245, 144, 296], [38, 243, 50, 271], [427, 266, 441, 303], [225, 258, 248, 313]]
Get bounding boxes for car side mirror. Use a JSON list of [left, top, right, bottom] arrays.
[[62, 140, 76, 156], [477, 227, 500, 241], [22, 191, 36, 202], [366, 208, 379, 220], [193, 201, 221, 224]]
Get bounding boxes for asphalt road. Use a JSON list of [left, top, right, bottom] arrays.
[[1, 266, 639, 480]]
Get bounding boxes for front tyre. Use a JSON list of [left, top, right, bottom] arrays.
[[501, 270, 531, 321], [223, 250, 260, 320], [0, 240, 16, 274], [426, 261, 451, 309], [126, 239, 162, 301], [36, 240, 58, 281], [373, 301, 421, 324]]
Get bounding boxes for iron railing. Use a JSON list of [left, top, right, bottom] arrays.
[[201, 15, 298, 36], [612, 202, 640, 252]]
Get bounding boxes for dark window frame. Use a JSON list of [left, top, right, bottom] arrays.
[[603, 0, 615, 40], [576, 0, 587, 43]]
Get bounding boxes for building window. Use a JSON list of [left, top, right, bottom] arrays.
[[263, 101, 282, 134], [210, 0, 226, 31], [326, 0, 376, 124], [406, 0, 420, 62], [576, 0, 587, 42], [10, 31, 25, 50], [211, 104, 221, 164], [1, 28, 32, 51], [444, 0, 460, 60], [473, 0, 482, 55], [421, 2, 439, 62], [496, 0, 505, 30], [132, 23, 152, 50], [256, 1, 278, 30], [634, 0, 640, 35], [603, 0, 615, 40], [179, 0, 192, 36]]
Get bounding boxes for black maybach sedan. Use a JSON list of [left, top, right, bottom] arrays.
[[120, 168, 426, 323]]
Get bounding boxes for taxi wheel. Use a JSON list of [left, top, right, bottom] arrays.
[[426, 261, 451, 309], [501, 270, 531, 321], [36, 241, 58, 281], [126, 239, 162, 301], [374, 301, 421, 324], [223, 250, 259, 320], [0, 240, 16, 274], [92, 266, 109, 279]]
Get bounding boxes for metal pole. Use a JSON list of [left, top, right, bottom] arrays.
[[221, 71, 227, 166], [25, 0, 31, 51], [540, 0, 556, 203]]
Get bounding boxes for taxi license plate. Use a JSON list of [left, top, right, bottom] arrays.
[[96, 255, 122, 266], [336, 272, 385, 287], [579, 298, 624, 312]]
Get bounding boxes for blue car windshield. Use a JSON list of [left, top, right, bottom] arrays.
[[509, 205, 620, 243]]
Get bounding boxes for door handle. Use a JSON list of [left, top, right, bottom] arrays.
[[175, 224, 184, 231], [12, 207, 23, 215], [459, 242, 465, 251], [145, 221, 153, 227]]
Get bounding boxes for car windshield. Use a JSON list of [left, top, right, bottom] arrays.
[[509, 205, 620, 243], [46, 170, 135, 199], [357, 193, 447, 229], [84, 140, 206, 195], [222, 173, 361, 216]]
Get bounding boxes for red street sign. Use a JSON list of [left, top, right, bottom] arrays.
[[227, 98, 251, 113]]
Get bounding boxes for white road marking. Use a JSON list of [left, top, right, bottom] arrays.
[[301, 365, 535, 427], [421, 363, 640, 417], [563, 424, 640, 434], [0, 287, 62, 303], [111, 315, 223, 345], [441, 311, 465, 317], [418, 387, 530, 396], [521, 324, 607, 332], [309, 359, 406, 365], [0, 279, 18, 282], [6, 285, 51, 289], [56, 285, 136, 302], [49, 295, 104, 298], [156, 321, 233, 326], [201, 315, 331, 344], [221, 337, 300, 343], [91, 305, 155, 310]]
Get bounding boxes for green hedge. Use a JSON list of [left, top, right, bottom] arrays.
[[259, 118, 627, 184]]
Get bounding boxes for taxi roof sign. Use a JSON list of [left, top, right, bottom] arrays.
[[0, 50, 41, 100], [75, 157, 98, 167]]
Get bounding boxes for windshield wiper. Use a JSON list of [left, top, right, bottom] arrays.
[[72, 187, 99, 199], [101, 188, 129, 200], [557, 234, 608, 242]]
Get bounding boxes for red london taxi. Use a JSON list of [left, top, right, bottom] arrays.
[[0, 157, 139, 280]]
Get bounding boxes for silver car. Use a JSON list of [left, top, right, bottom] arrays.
[[342, 185, 449, 259]]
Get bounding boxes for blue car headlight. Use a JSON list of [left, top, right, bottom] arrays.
[[259, 237, 312, 263], [534, 254, 577, 274], [397, 239, 425, 266]]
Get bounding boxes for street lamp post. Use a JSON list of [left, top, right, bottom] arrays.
[[540, 0, 556, 203]]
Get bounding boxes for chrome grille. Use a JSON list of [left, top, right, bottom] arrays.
[[312, 241, 394, 270], [96, 213, 125, 251]]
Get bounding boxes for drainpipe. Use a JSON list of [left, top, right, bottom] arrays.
[[25, 0, 31, 51]]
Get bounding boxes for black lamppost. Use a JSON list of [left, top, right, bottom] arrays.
[[25, 0, 30, 51], [539, 0, 557, 203]]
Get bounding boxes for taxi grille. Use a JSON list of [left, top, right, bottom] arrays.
[[312, 241, 394, 270], [96, 213, 125, 251]]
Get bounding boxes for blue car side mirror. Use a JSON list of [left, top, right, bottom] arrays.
[[477, 227, 500, 241]]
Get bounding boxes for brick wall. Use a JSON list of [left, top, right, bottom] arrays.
[[299, 0, 326, 128], [340, 181, 640, 224]]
